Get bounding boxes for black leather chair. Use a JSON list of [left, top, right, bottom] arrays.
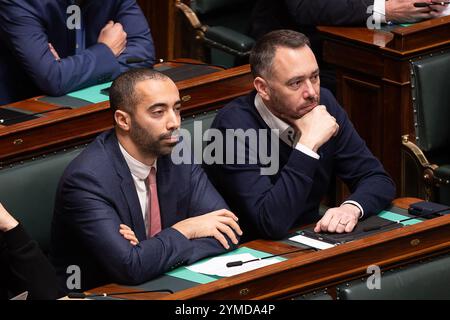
[[0, 146, 86, 252], [176, 0, 256, 68], [336, 254, 450, 300], [292, 290, 333, 300], [401, 50, 450, 205]]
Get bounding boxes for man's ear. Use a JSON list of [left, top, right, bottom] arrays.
[[254, 76, 270, 100], [114, 110, 131, 131]]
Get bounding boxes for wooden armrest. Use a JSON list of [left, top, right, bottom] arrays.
[[175, 0, 203, 31]]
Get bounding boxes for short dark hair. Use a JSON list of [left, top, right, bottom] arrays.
[[109, 68, 169, 115], [249, 29, 311, 78]]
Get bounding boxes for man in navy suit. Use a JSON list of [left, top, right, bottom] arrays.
[[50, 68, 242, 295], [206, 30, 395, 241], [0, 0, 155, 105]]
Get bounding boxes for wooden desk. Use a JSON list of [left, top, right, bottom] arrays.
[[0, 62, 253, 164], [317, 16, 450, 197], [88, 198, 450, 300]]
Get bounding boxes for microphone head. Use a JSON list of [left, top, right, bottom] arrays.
[[226, 261, 243, 267], [67, 292, 87, 299]]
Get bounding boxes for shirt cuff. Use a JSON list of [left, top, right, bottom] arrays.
[[342, 200, 364, 219], [373, 0, 387, 24], [294, 143, 320, 159]]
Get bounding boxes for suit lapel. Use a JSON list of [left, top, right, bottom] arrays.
[[104, 131, 147, 240]]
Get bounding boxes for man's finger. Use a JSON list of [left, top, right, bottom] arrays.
[[314, 222, 322, 233], [333, 123, 340, 137], [48, 43, 60, 60], [318, 211, 333, 231], [218, 216, 242, 235], [345, 220, 357, 233], [214, 209, 239, 221], [335, 221, 346, 233], [216, 223, 238, 245], [124, 233, 139, 243], [326, 216, 341, 233], [213, 231, 230, 249]]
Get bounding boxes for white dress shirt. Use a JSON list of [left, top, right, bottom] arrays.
[[254, 94, 364, 217], [118, 142, 157, 231]]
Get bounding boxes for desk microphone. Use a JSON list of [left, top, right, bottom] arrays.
[[363, 208, 450, 232], [67, 288, 174, 299], [226, 247, 315, 268], [0, 106, 72, 125]]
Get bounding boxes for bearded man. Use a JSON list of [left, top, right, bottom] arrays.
[[50, 68, 242, 295]]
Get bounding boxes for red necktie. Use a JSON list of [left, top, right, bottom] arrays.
[[147, 167, 161, 238]]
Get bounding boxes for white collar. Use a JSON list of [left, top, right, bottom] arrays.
[[118, 142, 156, 180]]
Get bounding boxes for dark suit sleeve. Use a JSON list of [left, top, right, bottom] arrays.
[[0, 0, 154, 96], [328, 92, 396, 217], [59, 171, 201, 285], [2, 223, 57, 299], [114, 0, 156, 72], [285, 0, 373, 26], [186, 164, 239, 262]]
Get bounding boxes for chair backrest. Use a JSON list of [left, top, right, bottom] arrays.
[[0, 146, 86, 252], [191, 0, 256, 37], [189, 0, 257, 68], [337, 253, 450, 299], [410, 51, 450, 153], [191, 0, 250, 14]]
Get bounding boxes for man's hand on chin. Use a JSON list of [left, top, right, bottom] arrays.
[[314, 204, 361, 234]]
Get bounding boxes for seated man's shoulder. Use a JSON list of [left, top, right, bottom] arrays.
[[213, 92, 260, 129], [320, 87, 337, 105], [320, 87, 346, 116], [62, 131, 116, 179]]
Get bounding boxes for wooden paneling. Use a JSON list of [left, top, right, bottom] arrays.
[[137, 0, 176, 60], [341, 75, 383, 158], [136, 0, 195, 60]]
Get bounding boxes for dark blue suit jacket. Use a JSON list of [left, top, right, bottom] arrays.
[[50, 130, 234, 294], [206, 89, 396, 241], [0, 0, 155, 105]]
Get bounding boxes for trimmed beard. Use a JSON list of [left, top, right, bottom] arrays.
[[129, 116, 178, 158]]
